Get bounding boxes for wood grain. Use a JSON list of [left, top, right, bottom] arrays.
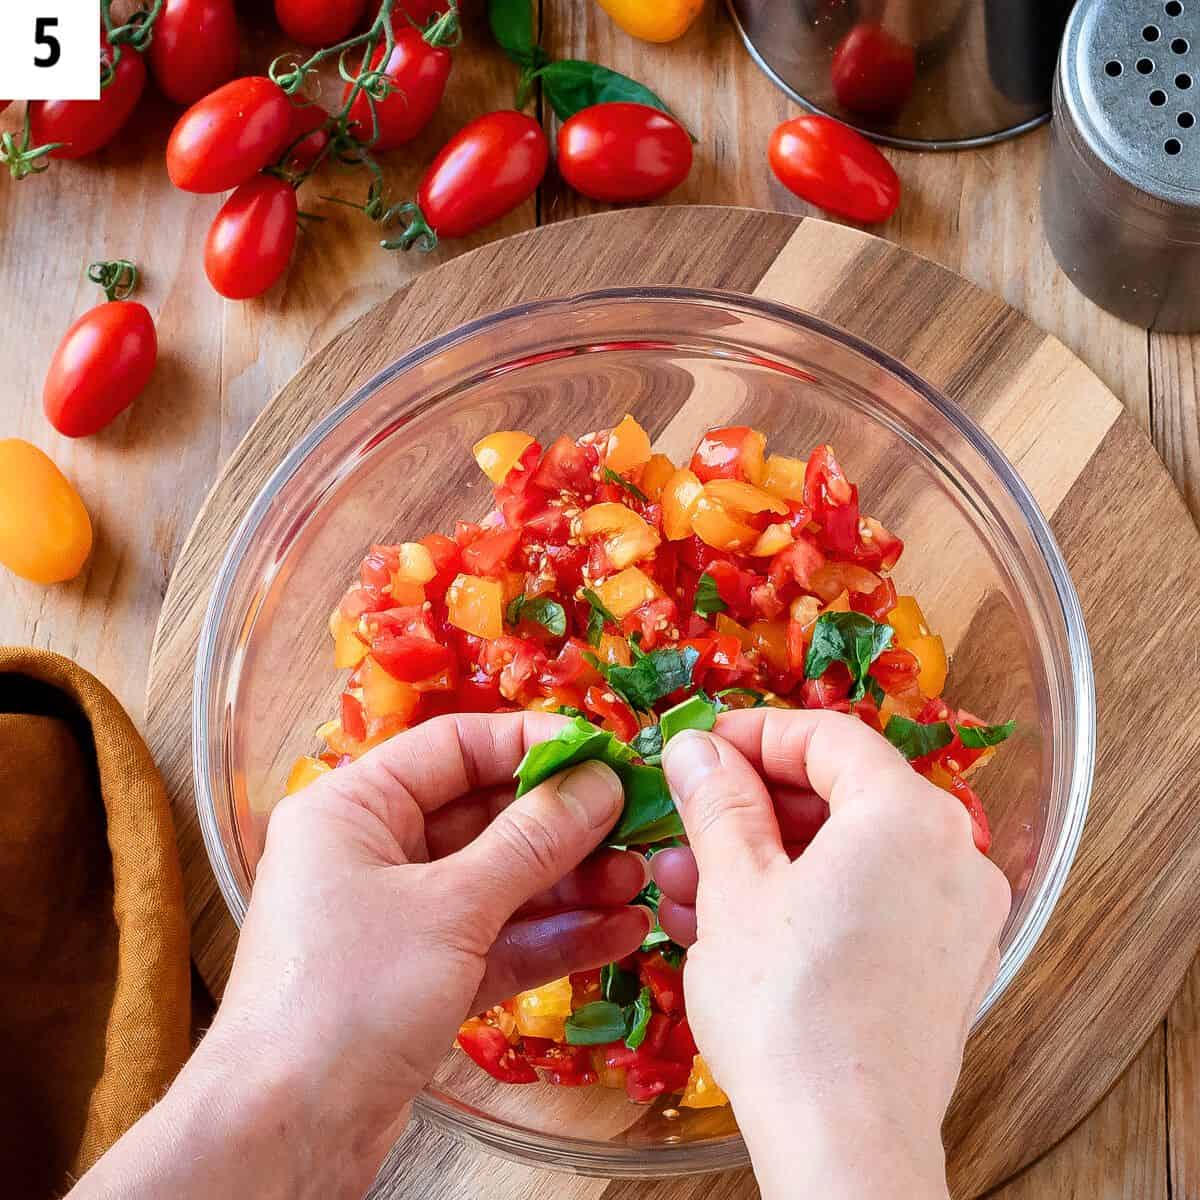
[[145, 208, 1200, 1199], [1, 1, 1193, 1192]]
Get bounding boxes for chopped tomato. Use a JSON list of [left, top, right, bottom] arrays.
[[868, 647, 920, 693], [370, 634, 454, 682], [340, 690, 367, 742], [585, 684, 640, 742], [621, 596, 679, 649], [533, 435, 596, 494], [462, 528, 522, 577], [852, 576, 898, 623], [639, 953, 684, 1016], [523, 1039, 597, 1085], [769, 535, 826, 591], [457, 1018, 537, 1083], [690, 426, 766, 484], [625, 1057, 692, 1102], [663, 1017, 699, 1063]]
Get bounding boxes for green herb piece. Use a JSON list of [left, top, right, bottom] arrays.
[[583, 587, 620, 648], [601, 962, 640, 1007], [865, 677, 886, 707], [539, 60, 676, 124], [629, 724, 664, 762], [513, 716, 632, 798], [804, 611, 894, 703], [658, 693, 718, 745], [564, 1001, 628, 1046], [624, 987, 654, 1050], [603, 467, 649, 503], [659, 941, 686, 968], [612, 763, 684, 844], [506, 593, 567, 637], [715, 687, 768, 709], [640, 928, 671, 950], [599, 645, 700, 712], [555, 705, 587, 719], [957, 720, 1017, 749], [884, 716, 955, 761], [693, 571, 728, 617], [487, 0, 546, 68]]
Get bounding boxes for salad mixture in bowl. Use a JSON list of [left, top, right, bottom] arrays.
[[286, 415, 1014, 1109]]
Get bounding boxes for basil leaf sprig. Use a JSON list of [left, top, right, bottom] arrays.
[[884, 715, 1016, 760], [487, 0, 684, 126], [803, 611, 895, 702], [506, 593, 567, 637]]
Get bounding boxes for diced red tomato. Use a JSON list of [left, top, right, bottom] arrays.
[[948, 774, 992, 854], [768, 535, 826, 592], [456, 668, 506, 712], [339, 584, 386, 621], [639, 953, 684, 1016], [621, 596, 679, 649], [360, 544, 399, 591], [522, 1039, 597, 1084], [642, 1012, 673, 1058], [662, 1017, 699, 1063], [420, 532, 462, 601], [533, 435, 596, 495], [585, 684, 640, 742], [625, 1058, 692, 1102], [340, 690, 367, 741], [455, 521, 485, 547], [462, 528, 523, 577], [457, 1018, 538, 1083], [800, 662, 853, 709], [370, 634, 455, 682], [868, 647, 920, 693], [852, 575, 898, 622], [703, 559, 761, 621], [689, 426, 765, 484]]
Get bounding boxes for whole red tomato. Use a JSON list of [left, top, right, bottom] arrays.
[[768, 115, 900, 224], [414, 111, 548, 242], [167, 76, 294, 193], [557, 102, 692, 203], [29, 34, 145, 159], [204, 174, 299, 300], [831, 23, 916, 115], [283, 101, 330, 173], [44, 301, 157, 437], [149, 0, 241, 106], [275, 0, 368, 47], [344, 23, 453, 151]]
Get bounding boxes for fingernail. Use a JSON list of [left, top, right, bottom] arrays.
[[662, 729, 720, 800], [633, 903, 656, 934], [557, 760, 623, 829]]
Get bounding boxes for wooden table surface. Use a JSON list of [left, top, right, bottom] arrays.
[[2, 3, 1197, 1196]]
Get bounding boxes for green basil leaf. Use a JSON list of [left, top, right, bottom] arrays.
[[640, 928, 671, 951], [957, 720, 1017, 749], [539, 59, 677, 123], [659, 693, 718, 744], [600, 645, 700, 712], [659, 941, 686, 968], [693, 571, 727, 617], [804, 611, 894, 702], [555, 705, 587, 719], [601, 962, 641, 1007], [602, 466, 650, 502], [513, 716, 632, 798], [487, 0, 540, 66], [630, 723, 664, 762], [884, 716, 954, 760], [624, 987, 654, 1050], [611, 762, 683, 844], [865, 677, 886, 707], [507, 593, 567, 637], [583, 587, 620, 648], [565, 1001, 628, 1046], [715, 686, 767, 709]]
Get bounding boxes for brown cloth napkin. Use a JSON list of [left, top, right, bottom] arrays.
[[0, 648, 190, 1199]]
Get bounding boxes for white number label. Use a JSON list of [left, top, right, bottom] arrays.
[[0, 2, 102, 101]]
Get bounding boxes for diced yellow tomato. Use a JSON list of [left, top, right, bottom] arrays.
[[716, 612, 752, 647], [598, 631, 634, 666], [820, 589, 852, 615], [360, 656, 421, 722], [446, 573, 504, 639], [592, 1049, 627, 1090], [580, 501, 661, 568], [318, 718, 397, 758], [473, 431, 535, 484], [887, 595, 930, 644], [808, 561, 882, 602], [750, 619, 789, 672], [514, 976, 574, 1040], [680, 1055, 729, 1109], [595, 566, 663, 619], [879, 683, 925, 724], [501, 569, 526, 604], [907, 633, 948, 698], [389, 580, 426, 606], [926, 763, 956, 793], [750, 521, 793, 557], [329, 607, 368, 669], [393, 541, 436, 584], [640, 452, 676, 500], [604, 414, 652, 474], [761, 452, 808, 502], [702, 478, 789, 516], [789, 594, 822, 631], [286, 755, 331, 794], [690, 495, 759, 551], [661, 467, 704, 541]]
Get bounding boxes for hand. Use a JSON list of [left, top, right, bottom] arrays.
[[655, 709, 1011, 1200]]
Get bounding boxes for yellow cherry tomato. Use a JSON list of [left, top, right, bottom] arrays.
[[596, 0, 704, 43], [604, 413, 652, 474], [661, 467, 703, 541], [514, 976, 573, 1040], [393, 541, 436, 584], [446, 573, 504, 639], [0, 439, 93, 584], [702, 478, 789, 516], [887, 594, 930, 644], [473, 430, 534, 484], [360, 655, 421, 722], [750, 521, 792, 558], [690, 494, 758, 551], [595, 565, 662, 618], [639, 452, 677, 500], [907, 633, 948, 698], [580, 500, 661, 568], [749, 619, 789, 673], [680, 1054, 729, 1108], [761, 452, 808, 502]]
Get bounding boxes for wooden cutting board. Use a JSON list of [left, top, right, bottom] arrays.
[[145, 207, 1200, 1199]]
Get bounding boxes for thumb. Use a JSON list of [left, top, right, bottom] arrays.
[[662, 730, 785, 891], [441, 759, 625, 928]]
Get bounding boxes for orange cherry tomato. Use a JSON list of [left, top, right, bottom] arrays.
[[0, 440, 93, 584]]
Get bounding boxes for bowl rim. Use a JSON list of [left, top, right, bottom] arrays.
[[192, 285, 1095, 1175]]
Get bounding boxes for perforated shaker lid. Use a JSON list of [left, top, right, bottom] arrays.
[[1062, 0, 1200, 209]]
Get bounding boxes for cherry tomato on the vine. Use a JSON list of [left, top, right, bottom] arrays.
[[768, 114, 900, 224], [344, 20, 454, 151], [831, 23, 916, 116], [557, 102, 692, 203], [44, 297, 157, 438], [149, 0, 241, 107], [204, 174, 299, 300], [29, 34, 145, 160], [402, 110, 548, 246], [167, 76, 293, 193], [275, 0, 368, 47]]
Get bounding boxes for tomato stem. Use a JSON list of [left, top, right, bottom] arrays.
[[100, 0, 163, 86], [378, 202, 438, 253], [423, 2, 462, 49], [0, 106, 62, 181], [87, 259, 140, 302]]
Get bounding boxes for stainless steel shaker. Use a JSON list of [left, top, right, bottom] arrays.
[[726, 0, 1075, 149], [1042, 0, 1200, 332]]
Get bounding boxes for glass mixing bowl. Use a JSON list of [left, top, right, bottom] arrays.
[[193, 288, 1093, 1177]]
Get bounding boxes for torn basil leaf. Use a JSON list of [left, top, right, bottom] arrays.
[[583, 587, 620, 648], [598, 645, 700, 712], [804, 611, 894, 702], [693, 571, 727, 617], [601, 962, 640, 1007], [623, 987, 654, 1050], [957, 720, 1016, 749], [564, 1001, 627, 1046], [506, 593, 567, 637], [884, 715, 955, 760]]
